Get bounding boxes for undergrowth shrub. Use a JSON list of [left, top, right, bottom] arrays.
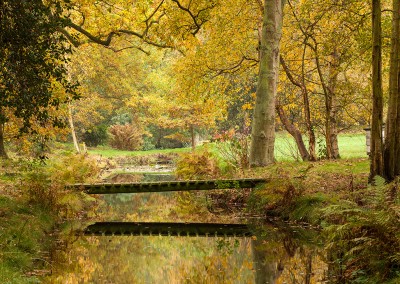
[[0, 196, 55, 284], [20, 153, 100, 216], [1, 154, 100, 283], [108, 123, 144, 151], [247, 167, 303, 217], [175, 150, 222, 217], [175, 150, 221, 180], [214, 129, 250, 171], [322, 176, 400, 283]]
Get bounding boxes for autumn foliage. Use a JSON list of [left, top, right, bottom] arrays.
[[175, 150, 221, 180], [108, 124, 144, 151]]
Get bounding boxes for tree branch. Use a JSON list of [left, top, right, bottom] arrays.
[[280, 57, 302, 88], [171, 0, 216, 35]]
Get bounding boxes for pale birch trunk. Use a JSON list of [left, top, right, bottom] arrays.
[[68, 103, 81, 154], [250, 0, 284, 167]]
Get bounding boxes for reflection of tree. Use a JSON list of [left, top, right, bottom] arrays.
[[47, 236, 255, 283], [252, 238, 284, 284], [250, 224, 327, 284]]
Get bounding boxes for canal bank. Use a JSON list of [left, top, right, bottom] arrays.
[[1, 154, 399, 283]]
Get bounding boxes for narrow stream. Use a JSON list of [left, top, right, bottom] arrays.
[[44, 174, 330, 283]]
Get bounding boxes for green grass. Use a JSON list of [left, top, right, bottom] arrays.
[[87, 145, 191, 158], [337, 133, 367, 158], [82, 132, 368, 161], [274, 132, 367, 161]]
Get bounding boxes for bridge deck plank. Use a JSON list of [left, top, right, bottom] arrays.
[[69, 178, 267, 194]]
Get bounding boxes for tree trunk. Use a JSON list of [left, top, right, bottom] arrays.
[[305, 252, 312, 284], [325, 50, 341, 159], [370, 0, 385, 180], [280, 56, 316, 161], [190, 125, 195, 151], [250, 0, 284, 167], [0, 122, 8, 159], [68, 103, 81, 154], [384, 0, 400, 181], [276, 102, 310, 161], [304, 92, 317, 161], [325, 95, 340, 159]]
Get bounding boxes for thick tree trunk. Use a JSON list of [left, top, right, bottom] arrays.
[[250, 0, 284, 167], [276, 103, 310, 161], [68, 103, 81, 154], [370, 0, 385, 180], [384, 0, 400, 181]]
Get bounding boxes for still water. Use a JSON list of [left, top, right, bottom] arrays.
[[44, 174, 329, 283]]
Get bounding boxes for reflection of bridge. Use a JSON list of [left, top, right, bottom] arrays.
[[70, 178, 267, 194], [75, 178, 266, 237], [83, 222, 253, 237]]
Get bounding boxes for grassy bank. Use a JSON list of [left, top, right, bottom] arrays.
[[87, 145, 191, 158], [244, 159, 399, 283], [0, 195, 56, 283], [0, 154, 100, 283]]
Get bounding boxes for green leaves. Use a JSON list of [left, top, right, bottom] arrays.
[[0, 0, 79, 156]]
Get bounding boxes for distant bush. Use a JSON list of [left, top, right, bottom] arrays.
[[147, 125, 186, 149], [81, 124, 108, 147], [108, 123, 143, 151], [141, 136, 156, 151]]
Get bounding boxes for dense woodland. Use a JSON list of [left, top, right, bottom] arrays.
[[1, 0, 400, 177], [1, 1, 400, 283], [0, 0, 390, 171]]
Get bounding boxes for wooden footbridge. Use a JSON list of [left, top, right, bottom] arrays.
[[72, 178, 266, 238], [69, 178, 267, 194]]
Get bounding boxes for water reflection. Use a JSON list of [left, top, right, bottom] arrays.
[[250, 224, 327, 284], [45, 224, 328, 283], [44, 173, 329, 283], [46, 235, 255, 283]]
